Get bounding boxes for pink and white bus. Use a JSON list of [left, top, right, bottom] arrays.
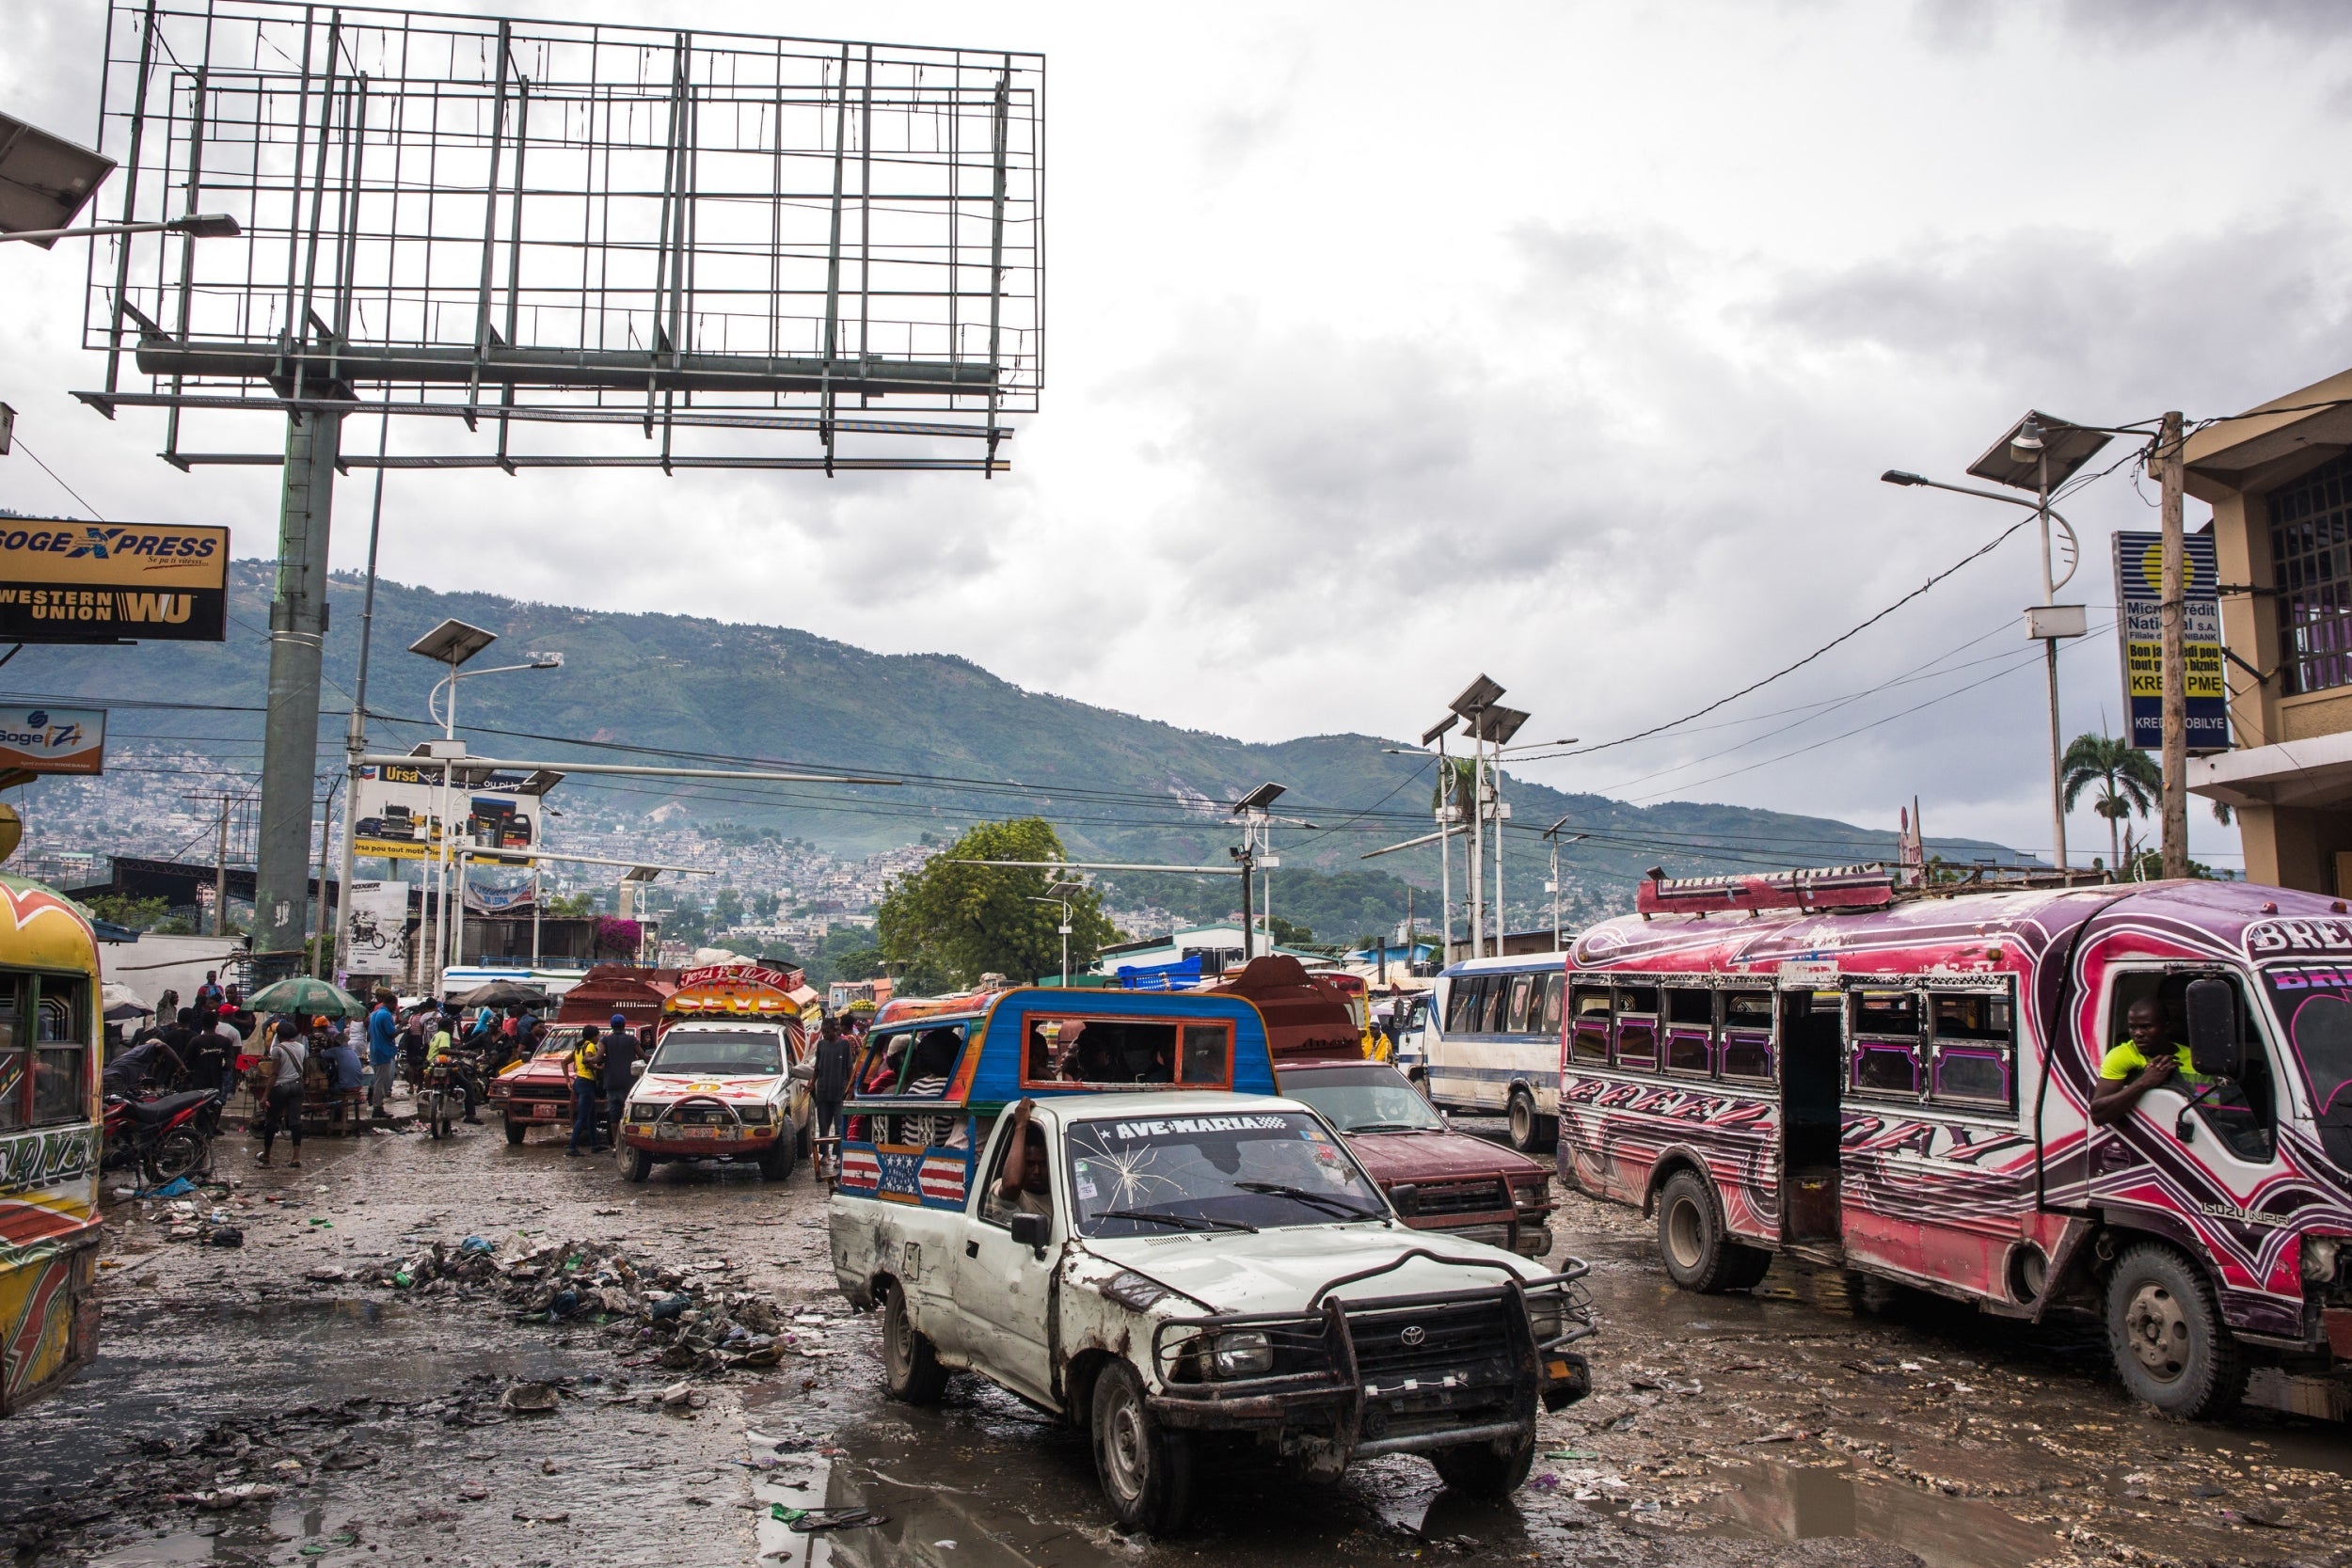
[[1555, 864, 2352, 1420]]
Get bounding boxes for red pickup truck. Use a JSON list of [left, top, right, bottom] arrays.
[[1216, 957, 1557, 1257]]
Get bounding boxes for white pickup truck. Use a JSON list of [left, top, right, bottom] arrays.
[[830, 1090, 1594, 1533]]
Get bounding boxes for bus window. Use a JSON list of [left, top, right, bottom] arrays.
[[1663, 988, 1713, 1075], [1851, 1043, 1920, 1097], [30, 976, 87, 1127], [1852, 990, 1919, 1037], [1505, 974, 1535, 1034], [1721, 990, 1773, 1080], [1614, 986, 1660, 1070], [1537, 974, 1565, 1037], [1443, 977, 1479, 1033], [1929, 990, 2014, 1109], [1568, 983, 1611, 1065], [1480, 977, 1511, 1034]]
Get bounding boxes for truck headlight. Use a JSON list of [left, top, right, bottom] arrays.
[[738, 1104, 774, 1126], [1512, 1180, 1548, 1210], [628, 1103, 659, 1123], [1525, 1291, 1568, 1343], [2303, 1236, 2343, 1283], [1212, 1330, 1273, 1378]]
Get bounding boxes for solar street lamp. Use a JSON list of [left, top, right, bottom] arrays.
[[1883, 409, 2107, 876]]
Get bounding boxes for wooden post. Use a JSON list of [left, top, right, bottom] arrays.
[[2159, 411, 2189, 879]]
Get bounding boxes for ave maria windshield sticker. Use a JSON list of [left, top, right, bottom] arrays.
[[1107, 1115, 1291, 1139]]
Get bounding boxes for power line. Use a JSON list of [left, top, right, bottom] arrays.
[[5, 434, 107, 522]]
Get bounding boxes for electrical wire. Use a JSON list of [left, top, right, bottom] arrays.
[[5, 434, 107, 522]]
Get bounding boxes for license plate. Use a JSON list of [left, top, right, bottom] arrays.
[[532, 1103, 563, 1119]]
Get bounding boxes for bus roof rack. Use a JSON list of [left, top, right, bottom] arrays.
[[1637, 861, 2107, 919], [1638, 863, 1898, 918]]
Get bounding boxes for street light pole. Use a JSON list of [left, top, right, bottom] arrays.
[[1882, 465, 2086, 876]]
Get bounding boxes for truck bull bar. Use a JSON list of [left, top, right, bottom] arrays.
[[1144, 1262, 1594, 1461]]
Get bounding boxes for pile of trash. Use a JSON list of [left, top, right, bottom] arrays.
[[360, 1235, 837, 1378], [107, 1176, 247, 1247]]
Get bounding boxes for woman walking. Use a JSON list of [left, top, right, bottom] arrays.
[[256, 1019, 308, 1169]]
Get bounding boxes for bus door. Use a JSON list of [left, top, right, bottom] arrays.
[[1776, 982, 1844, 1245]]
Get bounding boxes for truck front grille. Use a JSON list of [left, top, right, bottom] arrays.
[[1409, 1180, 1508, 1217], [1347, 1298, 1517, 1386]]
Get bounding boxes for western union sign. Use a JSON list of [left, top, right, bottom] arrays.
[[0, 519, 228, 642], [2110, 531, 2228, 753]]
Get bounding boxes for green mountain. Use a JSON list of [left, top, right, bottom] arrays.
[[6, 560, 2025, 927]]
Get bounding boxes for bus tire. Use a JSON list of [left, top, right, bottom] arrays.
[[1506, 1089, 1555, 1153], [2106, 1243, 2246, 1419], [1656, 1169, 1768, 1293]]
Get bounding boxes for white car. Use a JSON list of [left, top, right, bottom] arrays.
[[619, 1021, 814, 1182], [829, 1090, 1594, 1533]]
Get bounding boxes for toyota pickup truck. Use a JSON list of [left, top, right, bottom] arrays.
[[830, 1088, 1594, 1533]]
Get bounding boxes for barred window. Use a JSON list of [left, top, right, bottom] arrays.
[[2271, 451, 2352, 696]]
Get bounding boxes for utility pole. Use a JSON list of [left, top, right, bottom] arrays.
[[1435, 730, 1454, 965], [2158, 409, 2189, 879], [310, 775, 339, 977], [1467, 743, 1486, 960]]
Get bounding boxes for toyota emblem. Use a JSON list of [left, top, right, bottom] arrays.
[[1399, 1324, 1426, 1347]]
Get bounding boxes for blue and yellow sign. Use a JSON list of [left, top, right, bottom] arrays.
[[2111, 531, 2227, 753]]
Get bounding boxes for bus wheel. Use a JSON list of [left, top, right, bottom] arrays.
[[2106, 1243, 2246, 1418], [1506, 1090, 1555, 1153], [1656, 1170, 1770, 1293]]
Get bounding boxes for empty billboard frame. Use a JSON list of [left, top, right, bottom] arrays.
[[78, 2, 1045, 474]]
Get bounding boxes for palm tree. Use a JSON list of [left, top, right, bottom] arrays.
[[2061, 732, 2161, 878], [1431, 756, 1478, 822]]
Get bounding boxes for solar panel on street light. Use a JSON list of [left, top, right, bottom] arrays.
[[0, 113, 115, 248], [1470, 705, 1531, 746], [1233, 782, 1287, 814], [1448, 674, 1506, 717], [407, 619, 499, 668], [1964, 411, 2111, 492]]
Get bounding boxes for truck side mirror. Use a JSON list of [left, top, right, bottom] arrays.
[[1009, 1212, 1050, 1255], [2185, 978, 2243, 1081]]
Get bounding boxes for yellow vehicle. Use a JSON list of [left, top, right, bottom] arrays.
[[0, 873, 104, 1415]]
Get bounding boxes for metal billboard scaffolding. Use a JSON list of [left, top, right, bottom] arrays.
[[70, 1, 1044, 964], [78, 2, 1045, 471]]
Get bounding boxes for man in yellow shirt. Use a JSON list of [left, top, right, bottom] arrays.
[[2091, 999, 2208, 1128], [568, 1026, 604, 1158]]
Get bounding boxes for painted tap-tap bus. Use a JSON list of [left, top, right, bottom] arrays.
[[0, 875, 105, 1416], [1557, 863, 2352, 1420]]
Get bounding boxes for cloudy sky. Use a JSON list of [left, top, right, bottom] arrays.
[[5, 0, 2350, 869]]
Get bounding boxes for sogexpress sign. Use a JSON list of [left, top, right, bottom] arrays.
[[0, 519, 228, 641]]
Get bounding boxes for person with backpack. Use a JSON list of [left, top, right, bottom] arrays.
[[598, 1015, 637, 1153], [254, 1020, 308, 1168]]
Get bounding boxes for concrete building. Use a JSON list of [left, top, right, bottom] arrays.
[[2185, 366, 2352, 892]]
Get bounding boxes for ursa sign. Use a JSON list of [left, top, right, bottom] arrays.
[[0, 519, 227, 642]]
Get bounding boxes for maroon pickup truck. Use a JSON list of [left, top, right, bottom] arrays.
[[1278, 1057, 1556, 1258]]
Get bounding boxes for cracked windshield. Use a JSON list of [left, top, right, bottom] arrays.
[[1068, 1112, 1388, 1234]]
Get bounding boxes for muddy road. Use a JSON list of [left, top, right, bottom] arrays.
[[11, 1112, 2352, 1568]]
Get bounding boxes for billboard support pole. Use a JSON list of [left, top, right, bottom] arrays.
[[2158, 410, 2189, 879], [254, 406, 344, 961]]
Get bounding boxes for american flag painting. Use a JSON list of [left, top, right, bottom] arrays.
[[836, 1144, 968, 1209], [838, 1147, 882, 1195]]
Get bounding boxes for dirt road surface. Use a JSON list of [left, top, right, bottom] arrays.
[[10, 1110, 2350, 1568]]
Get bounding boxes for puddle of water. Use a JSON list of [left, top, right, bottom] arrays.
[[1701, 1459, 2055, 1568]]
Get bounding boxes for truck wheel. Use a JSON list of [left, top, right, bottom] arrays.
[[1429, 1425, 1536, 1497], [504, 1119, 527, 1146], [1090, 1360, 1193, 1534], [882, 1279, 949, 1405], [2106, 1243, 2246, 1419], [619, 1144, 652, 1184], [757, 1132, 794, 1182], [1506, 1089, 1556, 1153], [1656, 1169, 1770, 1293]]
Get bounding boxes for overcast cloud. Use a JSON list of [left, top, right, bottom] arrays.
[[5, 1, 2350, 869]]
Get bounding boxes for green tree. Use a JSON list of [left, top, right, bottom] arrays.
[[83, 893, 168, 930], [877, 817, 1115, 988], [2061, 732, 2161, 878], [1432, 756, 1476, 822], [545, 891, 596, 918]]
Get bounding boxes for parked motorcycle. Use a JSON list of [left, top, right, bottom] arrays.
[[103, 1088, 219, 1184]]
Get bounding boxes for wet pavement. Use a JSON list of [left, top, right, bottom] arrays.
[[11, 1103, 2352, 1567]]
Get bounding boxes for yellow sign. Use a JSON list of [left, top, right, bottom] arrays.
[[0, 521, 229, 642]]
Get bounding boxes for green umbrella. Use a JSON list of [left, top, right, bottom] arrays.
[[245, 975, 373, 1020]]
